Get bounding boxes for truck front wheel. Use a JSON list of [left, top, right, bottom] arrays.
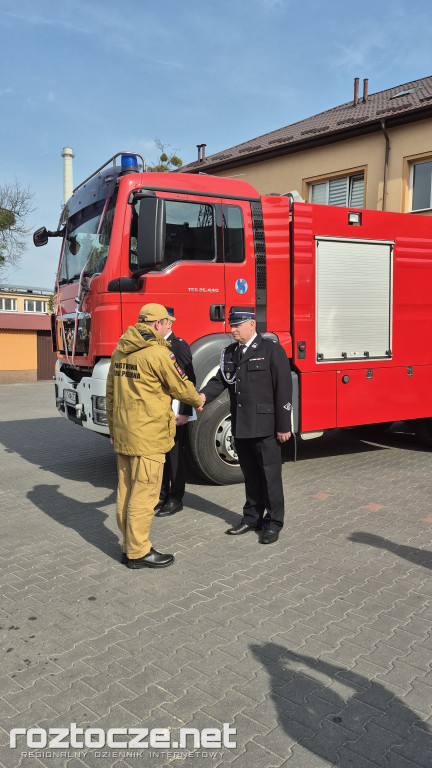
[[187, 392, 244, 484]]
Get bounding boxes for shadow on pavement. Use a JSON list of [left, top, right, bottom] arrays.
[[27, 484, 120, 561], [250, 644, 432, 767], [283, 422, 431, 465], [183, 490, 240, 525], [353, 422, 432, 454], [285, 430, 386, 463], [0, 417, 116, 489], [0, 417, 120, 559], [4, 416, 424, 490], [348, 531, 432, 571], [1, 417, 236, 548]]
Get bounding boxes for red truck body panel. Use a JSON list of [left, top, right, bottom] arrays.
[[291, 203, 432, 430]]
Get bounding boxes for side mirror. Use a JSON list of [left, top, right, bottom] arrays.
[[134, 196, 166, 272], [33, 226, 49, 247]]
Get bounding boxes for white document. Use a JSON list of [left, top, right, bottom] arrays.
[[172, 399, 197, 422]]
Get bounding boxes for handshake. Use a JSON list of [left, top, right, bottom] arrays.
[[175, 393, 206, 425], [196, 392, 206, 413]]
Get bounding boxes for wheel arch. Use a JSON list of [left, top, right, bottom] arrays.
[[190, 333, 232, 389]]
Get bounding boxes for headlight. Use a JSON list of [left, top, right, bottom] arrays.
[[91, 395, 107, 425]]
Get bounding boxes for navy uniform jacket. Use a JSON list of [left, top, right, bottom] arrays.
[[201, 334, 293, 439], [167, 332, 196, 417]]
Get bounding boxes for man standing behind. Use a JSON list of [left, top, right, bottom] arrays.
[[200, 307, 292, 544], [155, 310, 196, 517], [106, 304, 203, 569]]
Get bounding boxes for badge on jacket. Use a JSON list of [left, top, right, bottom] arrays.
[[170, 353, 186, 379]]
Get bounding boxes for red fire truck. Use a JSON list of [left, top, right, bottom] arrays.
[[34, 152, 432, 483]]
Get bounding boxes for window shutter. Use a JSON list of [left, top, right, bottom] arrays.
[[311, 182, 327, 205], [328, 177, 348, 206], [349, 175, 364, 208]]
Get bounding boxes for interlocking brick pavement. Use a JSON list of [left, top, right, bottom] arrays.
[[0, 382, 432, 767]]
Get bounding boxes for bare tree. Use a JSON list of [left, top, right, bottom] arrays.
[[146, 139, 183, 172], [0, 181, 35, 274]]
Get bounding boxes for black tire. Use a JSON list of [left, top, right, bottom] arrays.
[[414, 417, 432, 447], [187, 392, 244, 485]]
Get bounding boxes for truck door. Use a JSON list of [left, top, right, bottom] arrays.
[[121, 192, 226, 340], [220, 199, 256, 329]]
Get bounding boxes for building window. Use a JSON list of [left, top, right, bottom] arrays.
[[310, 173, 364, 208], [411, 160, 432, 211], [0, 297, 17, 311], [24, 299, 47, 313]]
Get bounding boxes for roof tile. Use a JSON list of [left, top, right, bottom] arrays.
[[182, 75, 432, 172]]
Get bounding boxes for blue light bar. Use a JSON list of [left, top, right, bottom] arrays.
[[121, 154, 139, 171]]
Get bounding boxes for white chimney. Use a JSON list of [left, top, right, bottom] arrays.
[[61, 146, 75, 204]]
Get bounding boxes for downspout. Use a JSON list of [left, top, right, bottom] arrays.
[[380, 119, 390, 211]]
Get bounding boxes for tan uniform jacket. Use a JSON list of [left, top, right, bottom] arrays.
[[106, 323, 202, 456]]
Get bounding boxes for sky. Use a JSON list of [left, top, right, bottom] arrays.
[[1, 0, 431, 290]]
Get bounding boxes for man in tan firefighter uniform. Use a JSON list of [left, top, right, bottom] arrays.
[[106, 303, 204, 569]]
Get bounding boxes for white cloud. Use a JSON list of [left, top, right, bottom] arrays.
[[331, 4, 431, 80], [4, 10, 91, 36], [332, 27, 388, 72]]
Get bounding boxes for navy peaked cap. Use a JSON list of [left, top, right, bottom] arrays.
[[228, 306, 256, 325]]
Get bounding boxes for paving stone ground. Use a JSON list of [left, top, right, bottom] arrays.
[[0, 381, 431, 768]]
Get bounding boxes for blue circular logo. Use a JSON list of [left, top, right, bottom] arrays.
[[235, 279, 248, 294]]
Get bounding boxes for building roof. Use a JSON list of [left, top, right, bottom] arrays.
[[0, 283, 52, 295], [0, 313, 52, 331], [182, 76, 432, 174]]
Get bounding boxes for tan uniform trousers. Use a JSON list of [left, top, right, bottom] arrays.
[[116, 453, 165, 559]]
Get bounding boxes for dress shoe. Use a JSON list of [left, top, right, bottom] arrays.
[[154, 497, 168, 513], [155, 500, 183, 517], [121, 553, 128, 564], [127, 547, 174, 569], [226, 521, 257, 535], [261, 528, 280, 544]]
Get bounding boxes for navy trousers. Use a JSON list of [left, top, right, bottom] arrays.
[[235, 435, 285, 530]]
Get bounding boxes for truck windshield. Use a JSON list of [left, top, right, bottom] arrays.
[[58, 193, 117, 283]]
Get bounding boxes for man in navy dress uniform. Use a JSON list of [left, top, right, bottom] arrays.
[[200, 307, 292, 544], [155, 309, 197, 517]]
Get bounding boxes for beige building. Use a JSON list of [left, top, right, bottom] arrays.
[[183, 76, 432, 216], [0, 283, 52, 314], [0, 284, 55, 383]]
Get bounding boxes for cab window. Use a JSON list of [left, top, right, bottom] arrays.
[[222, 205, 245, 263], [130, 198, 216, 271]]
